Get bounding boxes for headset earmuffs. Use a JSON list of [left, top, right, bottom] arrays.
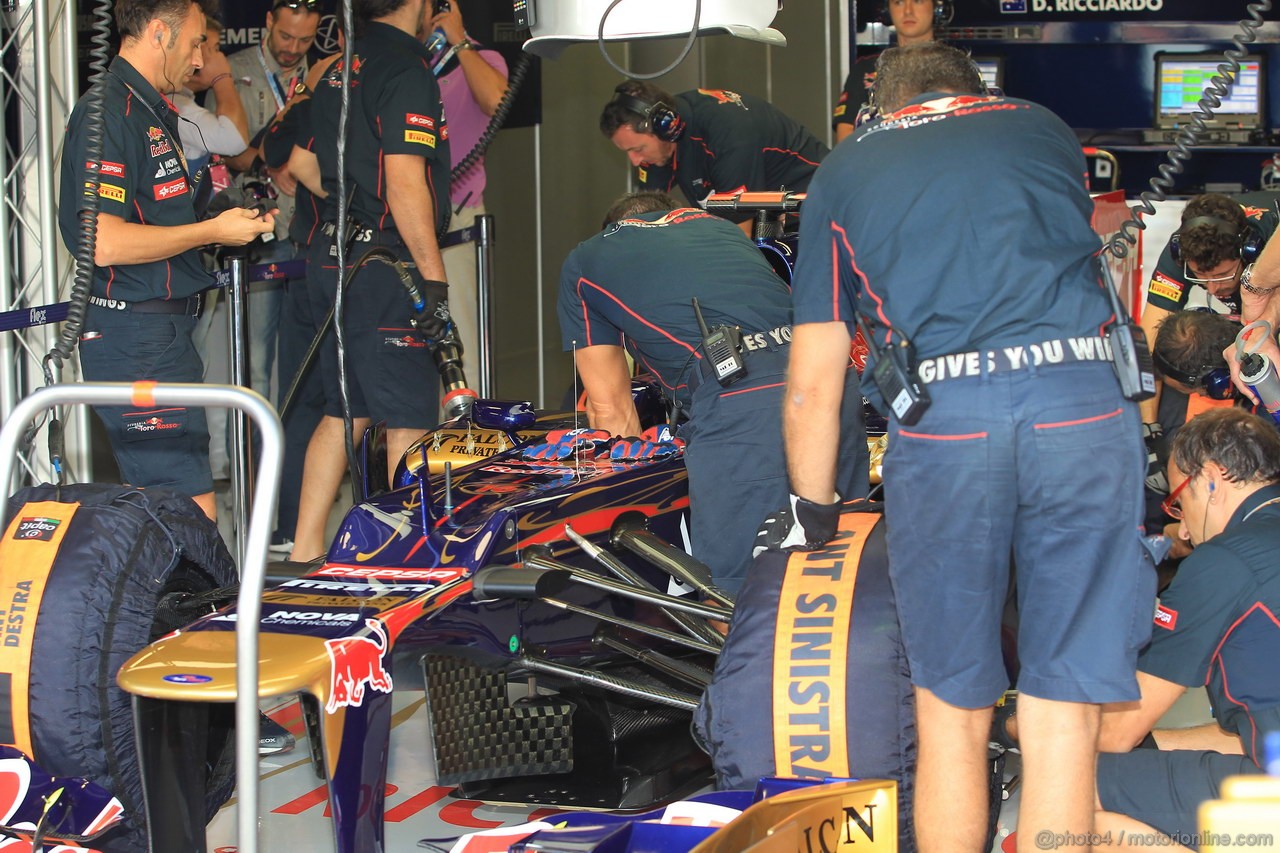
[[610, 85, 685, 142], [1170, 213, 1264, 264]]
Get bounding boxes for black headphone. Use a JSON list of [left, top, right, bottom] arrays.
[[1150, 345, 1236, 399], [879, 0, 954, 29], [609, 85, 686, 142], [1170, 214, 1265, 265]]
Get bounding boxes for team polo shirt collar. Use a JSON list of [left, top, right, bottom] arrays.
[[363, 21, 432, 59], [109, 56, 178, 131], [1226, 482, 1280, 529]]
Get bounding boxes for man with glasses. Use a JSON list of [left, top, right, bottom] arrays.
[[1138, 193, 1278, 432], [1091, 407, 1280, 850]]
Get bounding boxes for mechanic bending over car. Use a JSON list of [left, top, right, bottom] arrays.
[[58, 0, 275, 522], [557, 191, 868, 596], [599, 82, 828, 238], [766, 42, 1153, 853], [1001, 408, 1280, 851], [1138, 194, 1279, 430], [288, 0, 452, 562]]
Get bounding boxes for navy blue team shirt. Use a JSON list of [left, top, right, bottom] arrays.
[[558, 209, 791, 409], [59, 56, 208, 301], [1145, 205, 1279, 316], [791, 91, 1114, 403], [1142, 483, 1280, 765], [637, 89, 827, 221], [307, 22, 450, 238]]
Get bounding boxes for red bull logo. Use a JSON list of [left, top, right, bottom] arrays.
[[324, 618, 393, 713], [147, 126, 164, 142]]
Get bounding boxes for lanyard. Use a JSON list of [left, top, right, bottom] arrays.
[[109, 70, 190, 180], [1241, 495, 1280, 524], [258, 44, 304, 113]]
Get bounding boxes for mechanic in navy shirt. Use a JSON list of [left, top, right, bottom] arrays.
[[832, 0, 942, 143], [58, 0, 274, 521], [558, 192, 868, 594], [1093, 408, 1279, 849], [1138, 193, 1279, 428], [287, 0, 452, 562], [776, 43, 1152, 850], [599, 83, 827, 237]]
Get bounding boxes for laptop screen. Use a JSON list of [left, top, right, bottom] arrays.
[[1155, 53, 1265, 130]]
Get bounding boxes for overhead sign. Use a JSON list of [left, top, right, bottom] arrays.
[[857, 0, 1247, 24]]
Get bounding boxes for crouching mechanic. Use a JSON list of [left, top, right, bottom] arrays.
[[769, 43, 1154, 852], [1093, 407, 1280, 850], [557, 191, 868, 595]]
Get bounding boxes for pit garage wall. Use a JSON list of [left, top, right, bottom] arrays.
[[480, 2, 846, 407]]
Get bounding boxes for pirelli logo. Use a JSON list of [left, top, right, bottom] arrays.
[[97, 183, 125, 203], [637, 167, 648, 183], [771, 512, 881, 779], [834, 104, 847, 117], [404, 129, 436, 147], [1149, 271, 1183, 303]]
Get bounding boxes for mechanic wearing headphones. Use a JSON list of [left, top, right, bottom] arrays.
[[768, 43, 1153, 851], [288, 0, 452, 562], [58, 0, 275, 522], [832, 0, 944, 143], [557, 191, 868, 595], [599, 82, 828, 237], [1139, 195, 1278, 427], [1096, 409, 1277, 850]]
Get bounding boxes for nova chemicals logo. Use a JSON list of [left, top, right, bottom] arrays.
[[163, 674, 213, 684], [14, 517, 60, 541]]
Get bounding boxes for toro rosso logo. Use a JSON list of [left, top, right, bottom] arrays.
[[126, 415, 181, 433], [324, 618, 393, 714]]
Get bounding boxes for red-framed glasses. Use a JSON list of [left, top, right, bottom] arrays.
[[1161, 474, 1192, 520]]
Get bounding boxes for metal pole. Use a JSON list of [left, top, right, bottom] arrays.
[[474, 213, 496, 397], [0, 381, 282, 853], [227, 255, 254, 566], [32, 0, 59, 373], [0, 44, 15, 434]]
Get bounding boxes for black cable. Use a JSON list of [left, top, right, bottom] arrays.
[[1103, 1, 1271, 260]]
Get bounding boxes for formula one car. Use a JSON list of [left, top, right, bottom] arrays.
[[117, 381, 733, 853]]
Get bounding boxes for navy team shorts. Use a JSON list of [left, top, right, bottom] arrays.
[[882, 361, 1155, 708], [78, 306, 212, 498], [307, 236, 439, 429]]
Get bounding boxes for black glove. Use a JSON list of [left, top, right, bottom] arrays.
[[1142, 422, 1167, 494], [753, 493, 841, 558], [408, 278, 450, 341]]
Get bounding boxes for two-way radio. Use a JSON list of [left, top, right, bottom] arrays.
[[856, 314, 931, 425], [1099, 260, 1157, 401], [692, 298, 746, 386]]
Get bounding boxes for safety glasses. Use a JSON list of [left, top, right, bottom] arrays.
[[1183, 261, 1241, 285], [1161, 474, 1192, 520], [272, 0, 320, 11]]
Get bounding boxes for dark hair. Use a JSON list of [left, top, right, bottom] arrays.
[[1177, 194, 1249, 272], [117, 0, 218, 42], [602, 191, 680, 229], [1171, 407, 1280, 485], [1154, 311, 1240, 381], [873, 42, 983, 114], [353, 0, 412, 33], [599, 80, 676, 138]]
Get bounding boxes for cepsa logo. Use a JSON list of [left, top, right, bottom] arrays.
[[96, 160, 126, 178], [405, 113, 434, 129], [315, 566, 464, 582], [153, 177, 188, 200], [14, 517, 60, 541]]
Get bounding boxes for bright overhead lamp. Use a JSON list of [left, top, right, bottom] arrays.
[[520, 0, 787, 59]]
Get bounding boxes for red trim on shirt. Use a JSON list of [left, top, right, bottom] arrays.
[[575, 277, 699, 356], [1208, 602, 1280, 765], [761, 147, 821, 167]]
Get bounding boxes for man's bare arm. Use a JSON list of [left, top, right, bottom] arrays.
[[576, 344, 641, 437], [384, 153, 446, 281], [93, 208, 274, 267], [287, 145, 324, 197], [783, 321, 853, 502]]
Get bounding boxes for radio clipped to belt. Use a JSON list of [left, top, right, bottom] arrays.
[[857, 313, 930, 426], [692, 298, 746, 387]]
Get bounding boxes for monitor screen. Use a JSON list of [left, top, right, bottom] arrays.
[[972, 56, 1004, 93], [1155, 53, 1265, 129]]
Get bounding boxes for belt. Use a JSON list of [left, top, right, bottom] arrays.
[[916, 335, 1111, 386], [690, 330, 791, 393], [88, 294, 202, 317]]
